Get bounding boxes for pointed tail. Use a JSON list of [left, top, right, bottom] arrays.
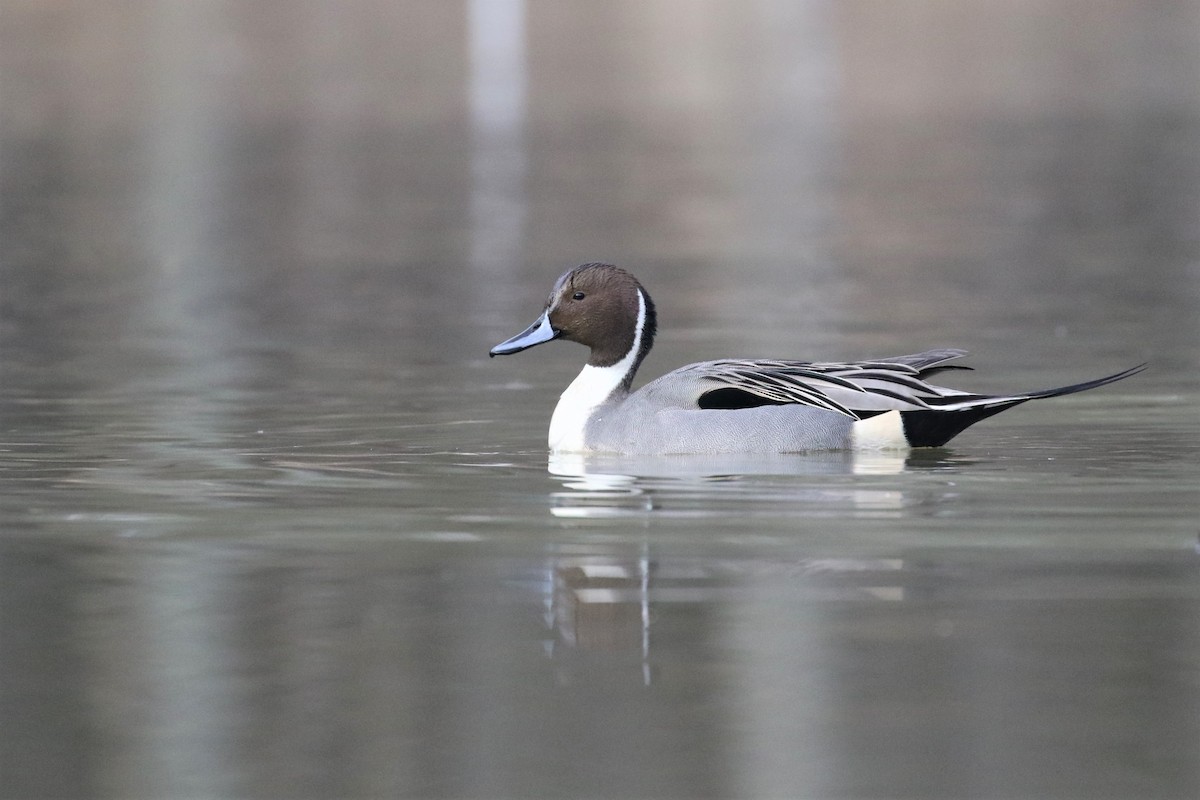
[[901, 363, 1148, 447]]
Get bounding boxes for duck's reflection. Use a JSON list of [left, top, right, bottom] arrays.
[[547, 450, 955, 519], [540, 451, 959, 676], [539, 546, 915, 689], [545, 552, 654, 684]]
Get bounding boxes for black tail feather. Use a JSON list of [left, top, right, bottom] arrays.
[[1008, 362, 1149, 402], [902, 362, 1147, 447]]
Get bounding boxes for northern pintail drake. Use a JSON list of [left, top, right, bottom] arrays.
[[489, 263, 1146, 454]]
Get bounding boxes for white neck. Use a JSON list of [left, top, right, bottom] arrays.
[[548, 290, 646, 452]]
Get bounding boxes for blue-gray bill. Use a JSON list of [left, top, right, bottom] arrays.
[[490, 312, 558, 357]]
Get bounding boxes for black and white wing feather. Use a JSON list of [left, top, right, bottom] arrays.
[[691, 349, 975, 418], [688, 348, 1146, 437]]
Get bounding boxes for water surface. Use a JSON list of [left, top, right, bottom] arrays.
[[3, 2, 1200, 798]]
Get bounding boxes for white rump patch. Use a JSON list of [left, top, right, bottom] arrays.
[[850, 410, 909, 449]]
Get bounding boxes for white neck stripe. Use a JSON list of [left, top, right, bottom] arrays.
[[548, 289, 646, 452]]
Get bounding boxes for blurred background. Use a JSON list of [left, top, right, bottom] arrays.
[[4, 0, 1198, 375], [3, 2, 1200, 798]]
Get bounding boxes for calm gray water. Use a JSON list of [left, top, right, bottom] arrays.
[[3, 3, 1200, 798]]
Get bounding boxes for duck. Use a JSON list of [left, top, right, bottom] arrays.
[[489, 263, 1146, 454]]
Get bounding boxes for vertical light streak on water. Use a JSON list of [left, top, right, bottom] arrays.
[[121, 4, 245, 793], [728, 2, 841, 796], [467, 0, 528, 273], [640, 545, 652, 687]]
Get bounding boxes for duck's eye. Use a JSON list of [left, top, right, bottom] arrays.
[[572, 291, 586, 301]]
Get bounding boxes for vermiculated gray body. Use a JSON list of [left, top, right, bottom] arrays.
[[584, 371, 852, 454]]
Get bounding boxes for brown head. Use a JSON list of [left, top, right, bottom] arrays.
[[490, 263, 657, 373]]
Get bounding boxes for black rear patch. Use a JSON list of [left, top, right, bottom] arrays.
[[901, 403, 1021, 447], [697, 388, 790, 410]]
